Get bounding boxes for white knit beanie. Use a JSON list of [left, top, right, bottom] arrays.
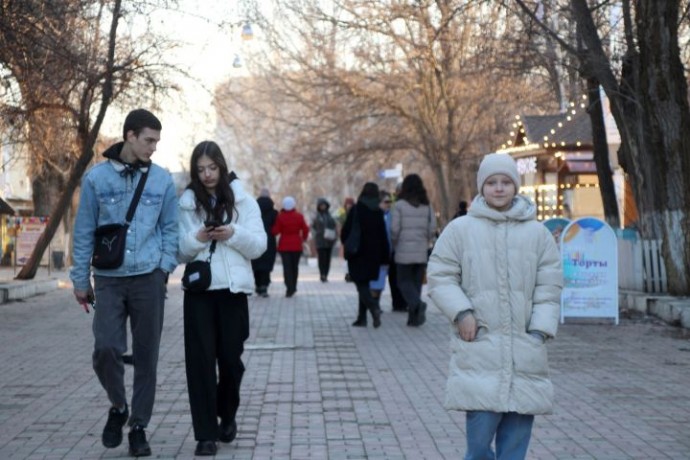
[[476, 153, 520, 194], [282, 196, 296, 211]]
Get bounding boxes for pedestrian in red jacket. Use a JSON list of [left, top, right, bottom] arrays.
[[271, 196, 309, 297]]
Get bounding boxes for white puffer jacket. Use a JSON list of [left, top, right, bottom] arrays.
[[178, 180, 267, 294], [427, 194, 562, 414]]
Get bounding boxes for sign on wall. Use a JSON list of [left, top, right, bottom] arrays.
[[560, 217, 618, 324]]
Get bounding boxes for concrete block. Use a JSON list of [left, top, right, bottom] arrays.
[[681, 306, 690, 329], [0, 279, 59, 303], [649, 300, 680, 324], [632, 294, 649, 313]]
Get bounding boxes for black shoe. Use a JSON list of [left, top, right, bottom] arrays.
[[352, 320, 367, 327], [128, 425, 151, 457], [102, 405, 129, 448], [218, 419, 237, 443], [260, 292, 269, 298], [286, 290, 295, 298], [417, 302, 427, 326], [373, 311, 382, 329], [195, 440, 218, 456], [122, 354, 134, 365]]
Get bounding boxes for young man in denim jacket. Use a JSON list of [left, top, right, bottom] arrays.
[[70, 109, 178, 457]]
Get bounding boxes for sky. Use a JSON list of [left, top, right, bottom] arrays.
[[100, 1, 252, 172]]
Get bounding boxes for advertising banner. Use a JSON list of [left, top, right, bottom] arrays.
[[560, 217, 618, 324], [543, 217, 570, 248], [16, 218, 49, 266]]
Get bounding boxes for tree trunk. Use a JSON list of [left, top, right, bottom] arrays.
[[635, 0, 690, 294], [430, 159, 453, 228], [586, 77, 620, 229], [15, 0, 121, 280], [32, 171, 65, 217], [572, 0, 690, 294]]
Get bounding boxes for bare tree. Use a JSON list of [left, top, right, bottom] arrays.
[[230, 0, 551, 222], [0, 0, 179, 279], [513, 0, 690, 294]]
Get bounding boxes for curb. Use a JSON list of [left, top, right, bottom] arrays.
[[619, 290, 690, 329], [0, 278, 60, 304]]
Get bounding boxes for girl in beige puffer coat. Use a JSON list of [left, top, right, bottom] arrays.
[[427, 153, 562, 460]]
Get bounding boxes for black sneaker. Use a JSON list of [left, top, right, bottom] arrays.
[[128, 425, 151, 457], [218, 419, 238, 443], [195, 440, 218, 455], [102, 405, 129, 448]]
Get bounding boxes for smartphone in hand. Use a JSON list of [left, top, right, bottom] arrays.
[[204, 220, 220, 229]]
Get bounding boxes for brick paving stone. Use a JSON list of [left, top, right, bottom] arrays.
[[0, 260, 689, 459]]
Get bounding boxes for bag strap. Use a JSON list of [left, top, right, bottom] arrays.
[[124, 170, 149, 225]]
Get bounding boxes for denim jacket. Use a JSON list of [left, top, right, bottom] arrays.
[[70, 158, 179, 291]]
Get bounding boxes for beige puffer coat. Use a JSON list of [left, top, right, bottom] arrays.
[[427, 194, 562, 414], [391, 199, 437, 264]]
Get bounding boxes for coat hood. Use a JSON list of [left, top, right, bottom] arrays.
[[102, 142, 151, 174], [468, 194, 536, 222], [257, 195, 275, 212], [316, 197, 330, 210]]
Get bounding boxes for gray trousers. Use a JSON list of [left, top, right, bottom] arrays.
[[92, 270, 167, 427]]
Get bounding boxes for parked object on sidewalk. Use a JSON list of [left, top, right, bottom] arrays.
[[427, 153, 563, 459], [178, 140, 266, 450], [69, 109, 178, 455]]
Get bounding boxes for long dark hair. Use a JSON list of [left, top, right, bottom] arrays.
[[397, 173, 429, 206], [187, 140, 235, 222]]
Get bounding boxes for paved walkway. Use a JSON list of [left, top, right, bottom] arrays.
[[0, 260, 689, 459]]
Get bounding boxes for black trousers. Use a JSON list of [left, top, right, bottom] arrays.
[[253, 269, 271, 293], [280, 251, 301, 294], [396, 263, 426, 320], [184, 289, 249, 441], [388, 258, 407, 311], [354, 281, 380, 323], [317, 248, 332, 279]]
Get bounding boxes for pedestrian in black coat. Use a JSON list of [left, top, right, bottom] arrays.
[[252, 190, 278, 297], [341, 182, 390, 328]]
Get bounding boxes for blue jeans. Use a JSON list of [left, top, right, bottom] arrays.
[[465, 411, 534, 460]]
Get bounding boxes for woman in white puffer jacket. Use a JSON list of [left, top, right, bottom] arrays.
[[178, 141, 266, 456], [427, 153, 562, 460]]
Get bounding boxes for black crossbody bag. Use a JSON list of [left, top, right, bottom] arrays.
[[91, 171, 148, 269], [182, 240, 217, 292]]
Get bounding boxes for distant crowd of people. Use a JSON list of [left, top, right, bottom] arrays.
[[69, 108, 562, 459]]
